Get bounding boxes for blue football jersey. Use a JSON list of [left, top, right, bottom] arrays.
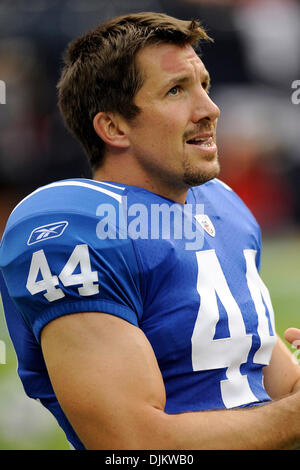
[[0, 178, 277, 450]]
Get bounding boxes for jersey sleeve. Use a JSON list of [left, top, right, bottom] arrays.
[[0, 208, 143, 343]]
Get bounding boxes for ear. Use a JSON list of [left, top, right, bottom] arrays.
[[93, 112, 130, 150]]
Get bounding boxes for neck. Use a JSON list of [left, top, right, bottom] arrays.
[[93, 154, 188, 205]]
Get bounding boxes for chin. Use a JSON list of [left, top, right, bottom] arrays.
[[183, 157, 220, 187]]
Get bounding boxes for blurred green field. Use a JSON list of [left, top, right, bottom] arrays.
[[0, 233, 299, 450]]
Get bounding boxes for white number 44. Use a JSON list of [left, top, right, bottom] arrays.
[[26, 244, 99, 302]]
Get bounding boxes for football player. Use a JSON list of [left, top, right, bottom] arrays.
[[1, 12, 300, 450]]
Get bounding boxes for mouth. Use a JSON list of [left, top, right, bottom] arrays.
[[186, 133, 217, 154]]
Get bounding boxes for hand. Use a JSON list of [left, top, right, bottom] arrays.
[[284, 328, 300, 349]]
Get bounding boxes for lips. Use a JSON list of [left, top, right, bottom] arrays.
[[186, 132, 214, 145]]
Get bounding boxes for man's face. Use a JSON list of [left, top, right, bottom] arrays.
[[126, 42, 221, 196]]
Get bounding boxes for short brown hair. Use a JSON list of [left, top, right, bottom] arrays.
[[57, 12, 211, 171]]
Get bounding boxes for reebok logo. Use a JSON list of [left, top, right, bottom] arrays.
[[27, 221, 68, 245]]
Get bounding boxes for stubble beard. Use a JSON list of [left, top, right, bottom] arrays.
[[182, 152, 220, 187]]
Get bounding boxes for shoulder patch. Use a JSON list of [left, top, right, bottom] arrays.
[[195, 214, 216, 237]]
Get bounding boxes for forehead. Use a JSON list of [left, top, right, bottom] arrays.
[[160, 43, 201, 74], [137, 43, 207, 84]]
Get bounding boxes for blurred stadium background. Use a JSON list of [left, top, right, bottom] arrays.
[[0, 0, 299, 450]]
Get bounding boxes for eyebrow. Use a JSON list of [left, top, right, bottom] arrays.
[[161, 70, 211, 93]]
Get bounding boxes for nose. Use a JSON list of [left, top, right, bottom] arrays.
[[191, 87, 220, 124]]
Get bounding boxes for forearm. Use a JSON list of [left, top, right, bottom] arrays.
[[80, 392, 300, 450], [154, 394, 300, 450], [263, 335, 300, 399]]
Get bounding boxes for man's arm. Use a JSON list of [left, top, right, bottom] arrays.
[[263, 331, 300, 399], [41, 312, 300, 450]]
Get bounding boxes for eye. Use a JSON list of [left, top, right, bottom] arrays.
[[167, 85, 181, 96], [202, 80, 211, 94]]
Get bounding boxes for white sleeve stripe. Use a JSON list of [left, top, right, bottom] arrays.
[[11, 180, 124, 214], [214, 178, 232, 191]]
